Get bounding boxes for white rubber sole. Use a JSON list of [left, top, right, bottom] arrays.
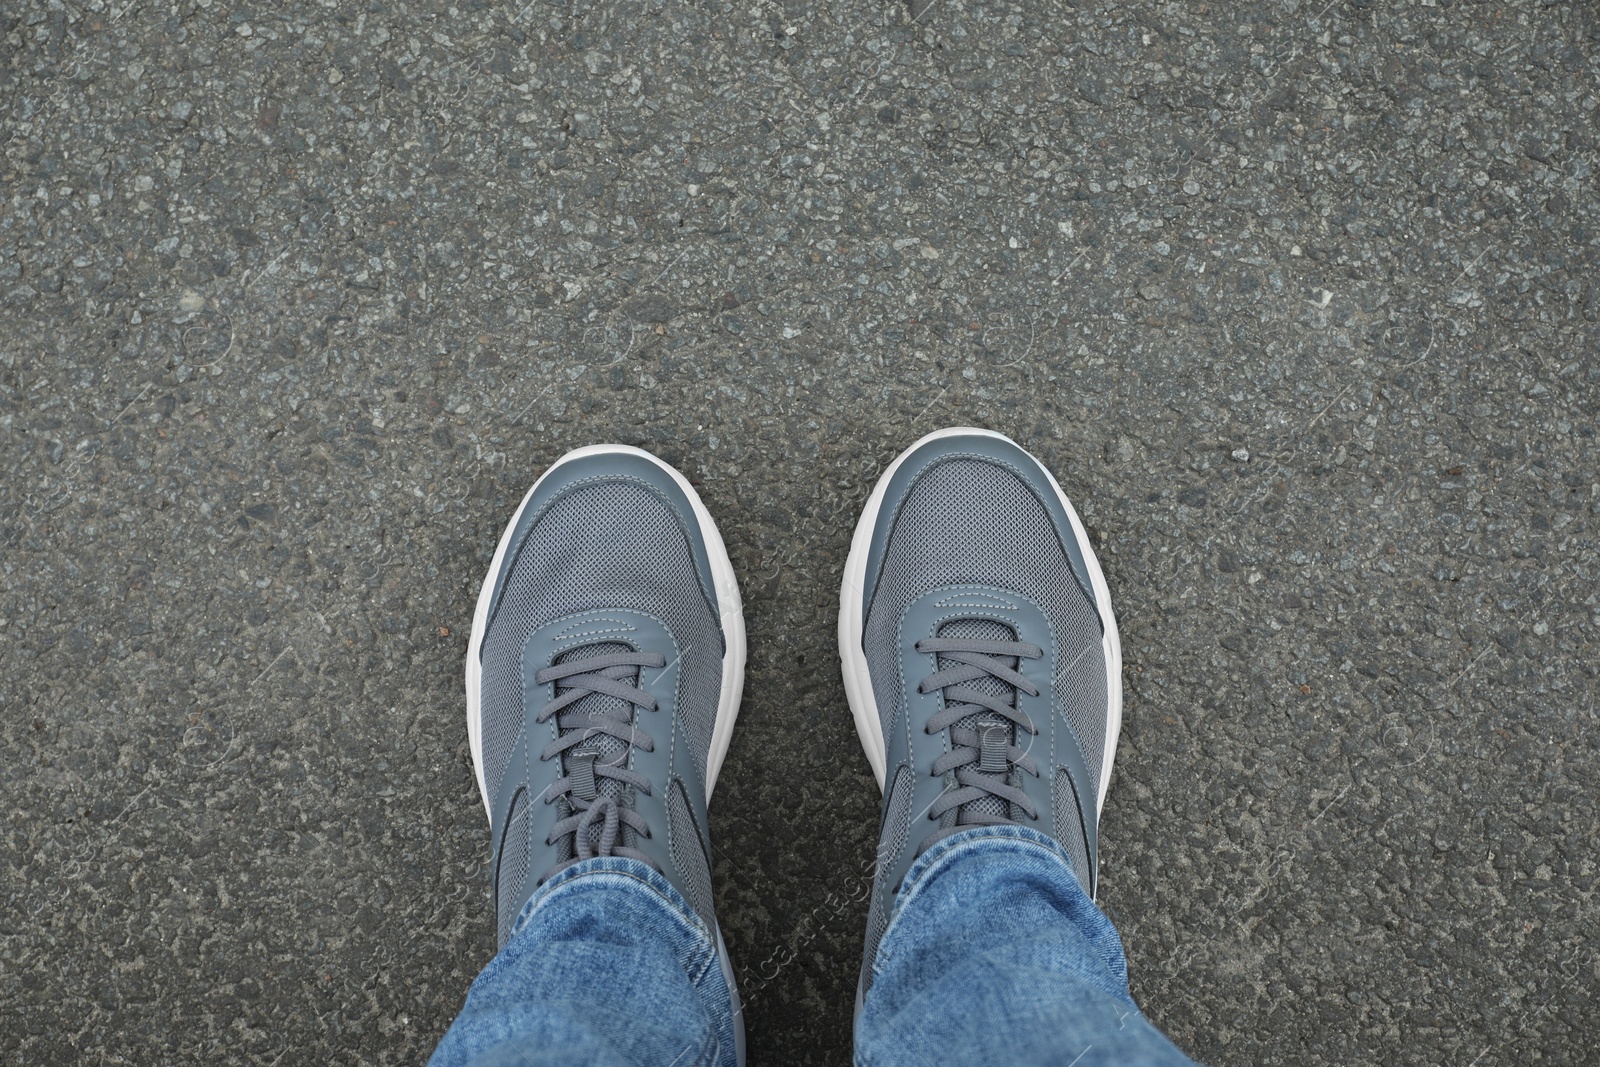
[[836, 427, 1124, 820], [464, 443, 747, 819]]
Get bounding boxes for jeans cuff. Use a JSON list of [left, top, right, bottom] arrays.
[[509, 856, 710, 960], [894, 823, 1086, 915]]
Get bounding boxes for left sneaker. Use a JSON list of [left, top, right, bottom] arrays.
[[464, 444, 746, 1055]]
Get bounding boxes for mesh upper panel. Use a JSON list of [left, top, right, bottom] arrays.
[[1054, 767, 1093, 892], [864, 764, 916, 975], [496, 789, 530, 946], [480, 480, 723, 810], [863, 456, 1107, 806], [667, 778, 715, 925]]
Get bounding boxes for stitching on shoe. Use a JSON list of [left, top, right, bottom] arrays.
[[933, 593, 1019, 610], [554, 617, 640, 642]]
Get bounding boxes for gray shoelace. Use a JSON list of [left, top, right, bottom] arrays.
[[534, 649, 665, 883], [914, 635, 1045, 855]]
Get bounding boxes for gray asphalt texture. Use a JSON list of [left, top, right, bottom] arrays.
[[3, 0, 1599, 1063]]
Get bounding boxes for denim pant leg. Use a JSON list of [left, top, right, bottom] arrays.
[[856, 826, 1200, 1067], [430, 858, 739, 1067]]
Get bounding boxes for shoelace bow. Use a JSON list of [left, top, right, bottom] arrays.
[[914, 635, 1045, 855], [534, 650, 666, 882]]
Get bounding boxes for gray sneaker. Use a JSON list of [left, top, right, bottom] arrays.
[[838, 427, 1123, 1007], [465, 444, 746, 1055]]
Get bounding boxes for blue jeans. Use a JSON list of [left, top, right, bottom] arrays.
[[430, 827, 1200, 1066]]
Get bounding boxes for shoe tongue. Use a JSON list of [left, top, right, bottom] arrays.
[[499, 641, 643, 943], [553, 641, 638, 811], [935, 618, 1018, 826]]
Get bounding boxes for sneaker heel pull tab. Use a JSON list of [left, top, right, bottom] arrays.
[[569, 751, 599, 801], [977, 721, 1009, 774]]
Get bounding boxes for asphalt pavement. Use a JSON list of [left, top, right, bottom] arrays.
[[2, 0, 1597, 1063]]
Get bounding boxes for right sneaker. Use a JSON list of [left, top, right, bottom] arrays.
[[838, 427, 1123, 1009], [465, 443, 747, 1062]]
